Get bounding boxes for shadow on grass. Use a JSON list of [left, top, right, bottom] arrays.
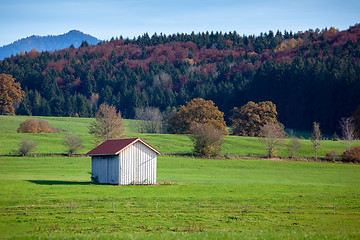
[[28, 180, 91, 185]]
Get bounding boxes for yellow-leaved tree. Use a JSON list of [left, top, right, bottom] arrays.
[[230, 101, 279, 137], [0, 73, 24, 114], [168, 98, 228, 134]]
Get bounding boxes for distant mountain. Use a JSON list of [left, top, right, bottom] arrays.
[[0, 30, 100, 60]]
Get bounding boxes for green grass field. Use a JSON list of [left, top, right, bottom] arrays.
[[0, 115, 360, 239], [1, 115, 358, 157]]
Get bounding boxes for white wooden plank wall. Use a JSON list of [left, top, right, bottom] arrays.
[[137, 142, 157, 185], [118, 142, 157, 185]]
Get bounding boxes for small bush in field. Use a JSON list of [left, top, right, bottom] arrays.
[[63, 134, 83, 156], [17, 119, 60, 133], [325, 150, 339, 162], [287, 136, 302, 158], [189, 123, 223, 157], [341, 147, 360, 163], [16, 139, 37, 156]]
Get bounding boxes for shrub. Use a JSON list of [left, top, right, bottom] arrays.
[[341, 147, 360, 163], [287, 136, 302, 158], [37, 120, 55, 133], [189, 123, 223, 157], [17, 119, 60, 133], [63, 134, 83, 156], [325, 150, 339, 162], [17, 119, 38, 133], [16, 139, 37, 156]]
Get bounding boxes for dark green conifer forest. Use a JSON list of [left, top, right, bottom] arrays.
[[1, 25, 359, 134]]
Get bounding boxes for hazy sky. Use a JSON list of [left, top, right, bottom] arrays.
[[1, 0, 359, 47]]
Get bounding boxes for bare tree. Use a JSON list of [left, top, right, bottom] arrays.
[[153, 71, 172, 88], [311, 122, 322, 161], [287, 135, 302, 158], [135, 107, 164, 133], [189, 123, 223, 157], [89, 103, 126, 145], [260, 122, 286, 158], [63, 134, 83, 156], [16, 139, 37, 156], [340, 117, 357, 151]]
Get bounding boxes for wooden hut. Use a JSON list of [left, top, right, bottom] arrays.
[[86, 138, 160, 185]]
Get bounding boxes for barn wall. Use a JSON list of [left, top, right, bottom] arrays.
[[119, 141, 157, 185], [91, 155, 119, 184]]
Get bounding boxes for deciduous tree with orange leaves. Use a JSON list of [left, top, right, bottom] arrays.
[[230, 101, 279, 137], [0, 73, 24, 114], [168, 98, 228, 134]]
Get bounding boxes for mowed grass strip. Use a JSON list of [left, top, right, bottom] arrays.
[[0, 155, 359, 238]]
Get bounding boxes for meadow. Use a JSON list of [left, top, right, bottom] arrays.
[[0, 115, 360, 239], [0, 115, 356, 157]]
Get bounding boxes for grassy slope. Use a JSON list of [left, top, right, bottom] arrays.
[[1, 115, 358, 157], [0, 115, 360, 239]]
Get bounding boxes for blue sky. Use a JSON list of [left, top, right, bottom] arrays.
[[0, 0, 359, 47]]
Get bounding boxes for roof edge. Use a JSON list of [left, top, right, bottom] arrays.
[[87, 153, 117, 156], [115, 138, 162, 155], [86, 137, 161, 156]]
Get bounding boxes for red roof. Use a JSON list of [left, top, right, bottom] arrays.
[[86, 138, 161, 156]]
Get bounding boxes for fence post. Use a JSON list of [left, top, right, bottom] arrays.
[[25, 205, 27, 215], [246, 204, 248, 214], [113, 203, 115, 213], [333, 204, 335, 214], [156, 202, 158, 213], [198, 203, 200, 213], [288, 203, 291, 213], [70, 201, 72, 213]]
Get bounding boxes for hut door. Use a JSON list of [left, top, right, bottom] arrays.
[[98, 157, 108, 183]]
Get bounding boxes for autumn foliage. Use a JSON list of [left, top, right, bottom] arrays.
[[168, 98, 228, 134], [0, 73, 24, 114], [230, 101, 278, 137], [275, 38, 302, 52], [341, 147, 360, 163], [1, 25, 360, 134], [17, 119, 60, 133]]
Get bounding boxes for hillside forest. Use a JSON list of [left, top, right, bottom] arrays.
[[1, 25, 360, 134]]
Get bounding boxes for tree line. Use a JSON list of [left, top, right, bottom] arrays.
[[0, 25, 360, 134]]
